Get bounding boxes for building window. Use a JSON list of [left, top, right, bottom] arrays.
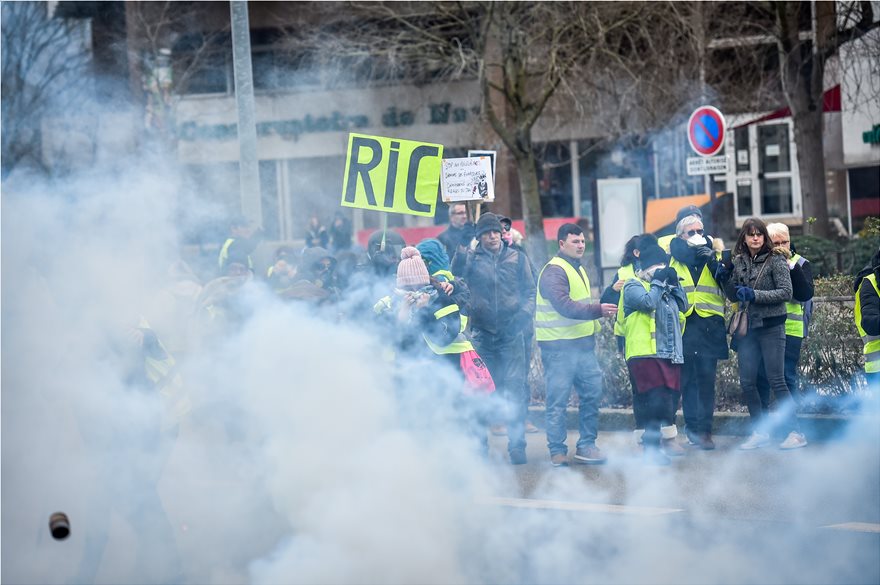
[[735, 126, 750, 173], [761, 177, 793, 214], [736, 181, 753, 216]]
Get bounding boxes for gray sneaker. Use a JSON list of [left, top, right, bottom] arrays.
[[573, 445, 607, 465], [550, 453, 569, 467]]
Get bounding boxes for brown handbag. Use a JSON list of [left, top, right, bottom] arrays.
[[727, 303, 749, 338]]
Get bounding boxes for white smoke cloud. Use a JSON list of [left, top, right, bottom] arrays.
[[2, 127, 878, 585]]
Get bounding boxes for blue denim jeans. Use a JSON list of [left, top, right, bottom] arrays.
[[756, 334, 803, 413], [541, 345, 603, 455], [738, 323, 799, 434]]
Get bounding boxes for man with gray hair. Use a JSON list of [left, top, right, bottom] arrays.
[[756, 223, 814, 417], [668, 212, 729, 450]]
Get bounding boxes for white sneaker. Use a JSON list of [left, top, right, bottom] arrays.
[[779, 431, 808, 450], [739, 432, 770, 450]]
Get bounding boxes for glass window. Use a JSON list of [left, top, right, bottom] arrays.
[[175, 50, 230, 95], [736, 181, 753, 216], [735, 127, 750, 173], [761, 177, 793, 214], [758, 124, 791, 174]]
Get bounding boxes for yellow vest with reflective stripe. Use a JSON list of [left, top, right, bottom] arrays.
[[668, 258, 725, 318], [218, 238, 253, 270], [623, 280, 656, 360], [785, 254, 807, 338], [855, 273, 880, 374], [614, 263, 636, 337], [535, 257, 597, 341], [423, 302, 474, 355]]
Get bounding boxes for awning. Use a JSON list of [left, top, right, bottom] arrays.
[[733, 85, 841, 129], [644, 194, 710, 234]]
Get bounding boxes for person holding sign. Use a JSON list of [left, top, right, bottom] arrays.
[[451, 213, 535, 465]]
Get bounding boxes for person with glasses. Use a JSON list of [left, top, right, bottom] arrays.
[[723, 218, 806, 450], [754, 223, 814, 421], [437, 202, 475, 259], [281, 247, 339, 306], [668, 212, 729, 450]]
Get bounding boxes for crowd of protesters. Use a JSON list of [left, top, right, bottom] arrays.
[[144, 203, 880, 468]]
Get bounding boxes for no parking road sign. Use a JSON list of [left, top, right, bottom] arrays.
[[687, 106, 726, 157]]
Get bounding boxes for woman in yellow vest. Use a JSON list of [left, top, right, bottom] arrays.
[[622, 244, 688, 465], [600, 233, 658, 440], [854, 247, 880, 391]]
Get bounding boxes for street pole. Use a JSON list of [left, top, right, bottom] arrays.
[[230, 0, 262, 226]]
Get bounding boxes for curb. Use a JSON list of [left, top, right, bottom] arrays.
[[527, 406, 872, 441]]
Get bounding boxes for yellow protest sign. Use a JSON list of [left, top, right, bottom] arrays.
[[341, 133, 443, 217]]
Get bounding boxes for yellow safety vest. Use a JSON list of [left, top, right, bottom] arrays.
[[535, 257, 597, 342], [373, 296, 473, 356], [614, 263, 636, 337], [218, 238, 253, 270], [658, 234, 675, 253], [669, 257, 725, 318], [622, 279, 687, 360], [785, 254, 807, 338], [422, 303, 474, 355], [855, 273, 880, 374]]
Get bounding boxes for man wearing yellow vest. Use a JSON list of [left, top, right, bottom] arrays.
[[218, 214, 260, 276], [755, 223, 814, 413], [669, 212, 729, 450], [536, 223, 617, 466], [855, 248, 880, 391]]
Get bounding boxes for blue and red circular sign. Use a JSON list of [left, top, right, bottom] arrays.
[[687, 106, 726, 157]]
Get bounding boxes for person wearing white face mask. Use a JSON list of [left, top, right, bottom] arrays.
[[668, 213, 729, 450], [622, 244, 689, 465]]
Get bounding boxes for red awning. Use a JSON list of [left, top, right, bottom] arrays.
[[733, 85, 841, 129]]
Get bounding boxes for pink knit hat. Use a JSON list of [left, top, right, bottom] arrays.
[[396, 247, 430, 288]]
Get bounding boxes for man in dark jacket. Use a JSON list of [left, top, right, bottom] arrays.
[[535, 223, 617, 466], [855, 248, 880, 390], [669, 213, 729, 450], [452, 213, 535, 465], [437, 202, 474, 259]]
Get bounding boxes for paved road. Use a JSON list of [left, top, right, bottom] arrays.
[[482, 429, 880, 584]]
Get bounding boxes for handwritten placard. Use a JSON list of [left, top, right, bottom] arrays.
[[440, 156, 495, 202]]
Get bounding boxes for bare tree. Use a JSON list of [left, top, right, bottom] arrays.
[[1, 1, 91, 180], [278, 1, 689, 265], [757, 1, 878, 238]]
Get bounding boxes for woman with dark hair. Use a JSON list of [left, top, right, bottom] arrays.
[[722, 218, 805, 450]]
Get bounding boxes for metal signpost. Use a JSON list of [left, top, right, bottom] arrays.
[[686, 106, 728, 215]]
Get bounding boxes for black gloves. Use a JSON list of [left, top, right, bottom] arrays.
[[695, 245, 715, 261], [653, 267, 679, 285]]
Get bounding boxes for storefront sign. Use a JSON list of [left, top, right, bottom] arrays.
[[863, 124, 880, 144], [177, 102, 480, 142], [341, 133, 443, 217]]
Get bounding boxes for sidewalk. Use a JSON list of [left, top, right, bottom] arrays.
[[528, 406, 873, 441]]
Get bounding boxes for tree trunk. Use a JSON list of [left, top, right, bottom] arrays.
[[514, 148, 550, 268], [791, 106, 830, 238]]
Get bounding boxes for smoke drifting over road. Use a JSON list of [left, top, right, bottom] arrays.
[[4, 156, 879, 585]]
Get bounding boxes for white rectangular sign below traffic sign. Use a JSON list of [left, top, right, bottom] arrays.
[[687, 156, 729, 175]]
